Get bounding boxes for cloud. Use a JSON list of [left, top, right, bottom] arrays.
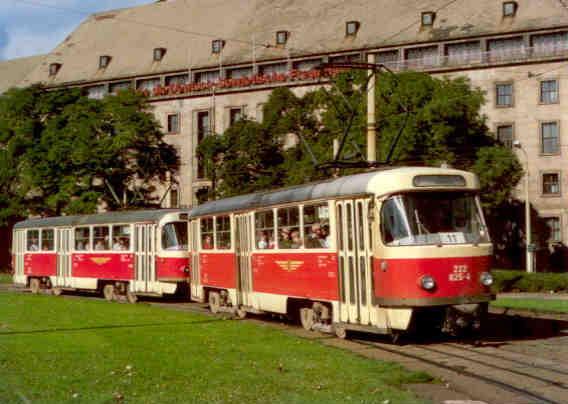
[[2, 26, 73, 59], [0, 27, 8, 60]]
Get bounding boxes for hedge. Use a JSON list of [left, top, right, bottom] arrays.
[[492, 270, 568, 293]]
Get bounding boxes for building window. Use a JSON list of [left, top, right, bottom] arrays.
[[229, 107, 244, 126], [497, 125, 514, 148], [345, 21, 360, 36], [540, 80, 559, 104], [532, 32, 568, 57], [153, 47, 166, 61], [496, 83, 514, 107], [227, 67, 253, 79], [212, 39, 225, 54], [165, 74, 189, 86], [194, 70, 220, 84], [109, 81, 132, 94], [421, 12, 435, 27], [405, 46, 440, 68], [259, 62, 288, 76], [542, 173, 561, 195], [541, 121, 560, 154], [545, 217, 562, 242], [99, 55, 112, 69], [445, 41, 482, 65], [86, 85, 107, 100], [329, 53, 362, 64], [503, 1, 517, 17], [167, 113, 180, 134], [169, 188, 179, 208], [197, 111, 210, 179], [49, 63, 62, 77], [375, 50, 399, 68], [293, 59, 323, 71], [136, 78, 160, 92], [488, 37, 524, 62], [276, 31, 288, 45]]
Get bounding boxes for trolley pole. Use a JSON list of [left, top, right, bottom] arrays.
[[366, 53, 377, 163], [514, 140, 534, 273]]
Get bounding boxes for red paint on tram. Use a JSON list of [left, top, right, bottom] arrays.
[[200, 253, 236, 288], [156, 257, 189, 280], [72, 253, 135, 280], [24, 253, 56, 277]]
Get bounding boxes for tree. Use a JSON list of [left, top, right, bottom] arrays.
[[0, 85, 179, 224], [200, 70, 521, 209]]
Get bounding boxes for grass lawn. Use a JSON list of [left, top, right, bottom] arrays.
[[0, 293, 430, 404], [0, 273, 12, 284], [492, 298, 568, 313]]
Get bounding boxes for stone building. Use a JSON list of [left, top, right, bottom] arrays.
[[6, 0, 568, 264]]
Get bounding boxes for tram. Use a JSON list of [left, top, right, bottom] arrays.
[[12, 209, 190, 302], [189, 167, 494, 337]]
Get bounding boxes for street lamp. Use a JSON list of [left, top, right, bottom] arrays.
[[513, 140, 534, 273]]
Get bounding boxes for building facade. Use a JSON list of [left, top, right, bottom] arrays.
[[9, 0, 568, 265]]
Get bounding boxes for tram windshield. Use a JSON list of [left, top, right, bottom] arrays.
[[162, 221, 188, 250], [381, 192, 489, 246]]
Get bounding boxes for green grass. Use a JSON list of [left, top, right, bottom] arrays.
[[492, 298, 568, 313], [0, 273, 12, 284], [0, 293, 430, 404]]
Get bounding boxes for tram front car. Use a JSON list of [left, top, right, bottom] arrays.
[[373, 169, 494, 336]]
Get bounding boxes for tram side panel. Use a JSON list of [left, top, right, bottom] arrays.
[[200, 252, 237, 290], [72, 253, 134, 282], [24, 253, 57, 278], [156, 256, 189, 281]]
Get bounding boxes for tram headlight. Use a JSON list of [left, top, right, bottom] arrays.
[[480, 272, 493, 287], [420, 275, 436, 291]]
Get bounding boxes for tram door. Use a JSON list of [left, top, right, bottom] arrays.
[[189, 220, 203, 300], [12, 230, 25, 282], [55, 228, 72, 287], [235, 214, 253, 308], [134, 224, 157, 293], [336, 198, 373, 326]]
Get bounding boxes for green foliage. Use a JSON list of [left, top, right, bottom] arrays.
[[492, 270, 568, 293], [200, 71, 521, 208], [492, 298, 568, 313], [0, 86, 178, 223], [0, 293, 429, 403]]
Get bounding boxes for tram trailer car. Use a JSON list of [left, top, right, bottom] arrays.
[[12, 209, 190, 302], [189, 167, 494, 338]]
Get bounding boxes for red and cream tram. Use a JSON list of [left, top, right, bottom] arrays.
[[189, 167, 494, 337], [12, 209, 190, 302]]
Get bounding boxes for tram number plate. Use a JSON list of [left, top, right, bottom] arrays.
[[449, 265, 470, 282], [439, 232, 466, 244]]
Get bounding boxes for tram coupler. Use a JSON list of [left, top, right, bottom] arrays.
[[442, 303, 487, 336]]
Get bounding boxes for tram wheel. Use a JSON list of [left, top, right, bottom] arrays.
[[235, 306, 247, 319], [52, 288, 63, 296], [30, 278, 41, 295], [300, 308, 315, 331], [103, 284, 115, 302], [126, 291, 138, 304], [208, 292, 221, 314], [334, 324, 347, 339]]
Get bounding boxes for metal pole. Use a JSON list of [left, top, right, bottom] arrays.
[[524, 154, 534, 273], [366, 53, 376, 163]]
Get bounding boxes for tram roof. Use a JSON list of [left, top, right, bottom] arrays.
[[190, 167, 479, 217], [13, 209, 189, 230]]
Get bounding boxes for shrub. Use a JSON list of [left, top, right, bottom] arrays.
[[492, 270, 568, 293]]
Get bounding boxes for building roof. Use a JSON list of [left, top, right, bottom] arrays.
[[0, 55, 45, 94], [21, 0, 568, 87], [189, 167, 479, 217], [14, 209, 190, 229]]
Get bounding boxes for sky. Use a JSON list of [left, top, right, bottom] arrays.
[[0, 0, 153, 60]]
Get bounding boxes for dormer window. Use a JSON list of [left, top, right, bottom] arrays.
[[49, 63, 61, 77], [153, 47, 166, 61], [212, 39, 225, 54], [421, 12, 436, 26], [99, 55, 112, 69], [345, 21, 360, 37], [276, 31, 289, 45], [503, 1, 518, 17]]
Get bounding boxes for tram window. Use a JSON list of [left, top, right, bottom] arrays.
[[277, 207, 301, 249], [201, 218, 214, 250], [112, 225, 131, 251], [357, 203, 364, 248], [215, 216, 231, 250], [346, 205, 354, 251], [348, 257, 356, 304], [162, 222, 188, 250], [360, 257, 367, 306], [42, 229, 55, 251], [337, 205, 344, 250], [27, 230, 40, 251], [255, 210, 275, 249], [93, 226, 110, 251], [339, 256, 346, 303], [304, 203, 330, 249], [75, 228, 90, 251]]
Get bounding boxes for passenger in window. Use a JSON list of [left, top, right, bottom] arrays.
[[320, 225, 331, 248], [113, 238, 128, 251], [76, 241, 86, 251], [306, 224, 323, 248], [258, 231, 275, 249], [42, 242, 51, 251], [203, 235, 213, 250], [279, 228, 292, 249], [94, 239, 106, 251], [290, 229, 303, 249], [29, 241, 39, 251]]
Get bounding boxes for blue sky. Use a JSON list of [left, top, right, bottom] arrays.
[[0, 0, 152, 60]]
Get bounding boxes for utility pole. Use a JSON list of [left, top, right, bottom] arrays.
[[366, 53, 377, 163]]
